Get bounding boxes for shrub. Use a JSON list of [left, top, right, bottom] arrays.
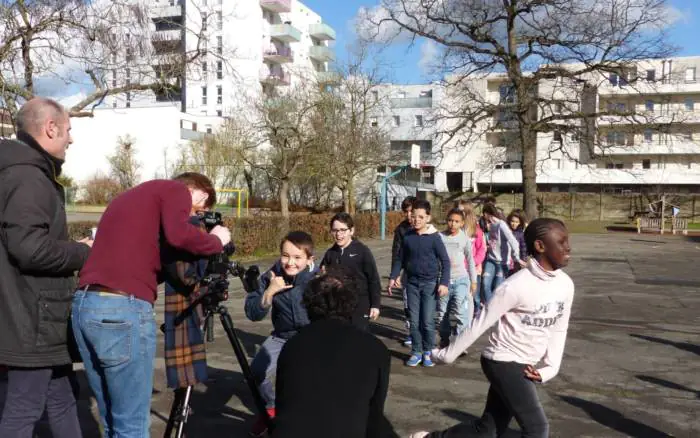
[[68, 211, 406, 258], [81, 175, 123, 205]]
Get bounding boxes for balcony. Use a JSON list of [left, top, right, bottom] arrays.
[[260, 70, 291, 86], [263, 45, 293, 64], [309, 45, 335, 62], [479, 168, 700, 186], [317, 71, 342, 85], [180, 128, 206, 141], [270, 23, 301, 43], [595, 140, 700, 156], [390, 97, 432, 108], [598, 80, 700, 96], [598, 110, 700, 125], [151, 4, 182, 20], [260, 0, 291, 13], [309, 23, 336, 40], [153, 29, 181, 41]]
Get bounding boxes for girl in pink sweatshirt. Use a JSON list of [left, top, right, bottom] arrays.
[[409, 218, 574, 438]]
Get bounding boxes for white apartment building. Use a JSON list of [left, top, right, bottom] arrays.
[[381, 56, 700, 195], [64, 0, 335, 183]]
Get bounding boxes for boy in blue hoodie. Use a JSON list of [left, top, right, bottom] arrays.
[[389, 199, 450, 368], [244, 231, 317, 437]]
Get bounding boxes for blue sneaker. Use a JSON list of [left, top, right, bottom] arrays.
[[405, 354, 422, 367], [403, 336, 413, 347], [422, 352, 435, 367]]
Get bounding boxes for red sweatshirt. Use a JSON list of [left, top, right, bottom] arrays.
[[78, 180, 223, 304]]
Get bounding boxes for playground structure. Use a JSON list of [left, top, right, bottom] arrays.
[[216, 188, 249, 218], [636, 195, 688, 235]]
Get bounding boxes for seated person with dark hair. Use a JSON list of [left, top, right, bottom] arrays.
[[272, 265, 391, 438]]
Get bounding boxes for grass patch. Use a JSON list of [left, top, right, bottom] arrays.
[[564, 221, 634, 234]]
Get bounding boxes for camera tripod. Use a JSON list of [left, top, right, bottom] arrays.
[[162, 267, 271, 438]]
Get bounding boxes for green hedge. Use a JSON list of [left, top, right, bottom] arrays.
[[68, 212, 404, 258]]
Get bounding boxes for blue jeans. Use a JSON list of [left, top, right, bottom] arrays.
[[437, 277, 472, 344], [405, 278, 438, 355], [71, 290, 156, 438], [473, 274, 482, 309], [250, 336, 287, 409], [482, 260, 507, 304]]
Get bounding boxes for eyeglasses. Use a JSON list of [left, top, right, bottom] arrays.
[[331, 228, 350, 235]]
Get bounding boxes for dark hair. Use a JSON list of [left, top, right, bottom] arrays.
[[280, 231, 314, 257], [482, 203, 500, 218], [303, 265, 359, 322], [173, 172, 217, 209], [330, 212, 354, 229], [507, 210, 526, 231], [401, 196, 417, 212], [447, 208, 465, 220], [412, 199, 431, 215], [524, 218, 567, 256]]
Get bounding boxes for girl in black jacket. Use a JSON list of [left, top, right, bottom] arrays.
[[320, 213, 382, 330]]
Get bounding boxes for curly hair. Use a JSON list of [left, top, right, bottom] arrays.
[[303, 265, 359, 322]]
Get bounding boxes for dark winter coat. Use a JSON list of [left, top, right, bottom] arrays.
[[0, 132, 90, 367]]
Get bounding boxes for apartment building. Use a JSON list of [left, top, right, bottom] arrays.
[[382, 56, 700, 195], [65, 0, 335, 183]]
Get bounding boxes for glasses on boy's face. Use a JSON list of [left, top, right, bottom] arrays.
[[331, 228, 350, 235]]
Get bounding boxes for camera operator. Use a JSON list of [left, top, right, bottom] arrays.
[[244, 231, 317, 437], [71, 172, 230, 438], [0, 98, 92, 437]]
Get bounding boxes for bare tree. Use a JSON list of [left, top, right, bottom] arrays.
[[108, 135, 141, 190], [365, 0, 679, 218], [312, 43, 393, 214], [0, 0, 231, 119]]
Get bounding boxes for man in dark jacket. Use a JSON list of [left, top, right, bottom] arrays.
[[244, 231, 317, 437], [320, 212, 382, 331], [388, 196, 415, 346], [0, 98, 92, 437]]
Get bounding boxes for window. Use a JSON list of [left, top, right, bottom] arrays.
[[646, 69, 656, 81], [112, 70, 117, 87], [615, 102, 626, 112], [609, 73, 618, 86], [216, 85, 222, 104], [202, 86, 207, 105], [126, 48, 133, 62], [371, 90, 378, 101], [202, 39, 208, 54], [645, 100, 654, 112], [605, 163, 614, 169], [112, 101, 117, 108], [201, 12, 207, 31], [217, 36, 222, 55], [555, 102, 563, 113], [685, 98, 694, 111], [685, 67, 696, 83], [392, 115, 400, 127], [216, 61, 222, 79], [642, 159, 651, 169], [125, 92, 131, 108], [217, 12, 222, 30], [202, 61, 207, 78], [217, 110, 222, 117], [553, 131, 563, 143], [414, 115, 423, 127], [499, 84, 515, 104], [685, 131, 693, 141], [644, 129, 653, 142], [206, 127, 213, 134], [125, 68, 131, 81], [615, 163, 624, 169], [370, 117, 378, 127]]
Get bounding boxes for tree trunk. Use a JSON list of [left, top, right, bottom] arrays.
[[243, 168, 255, 199], [280, 178, 290, 218], [348, 178, 357, 215], [521, 131, 538, 220], [342, 187, 350, 212]]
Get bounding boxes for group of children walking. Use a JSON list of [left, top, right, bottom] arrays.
[[389, 197, 530, 367]]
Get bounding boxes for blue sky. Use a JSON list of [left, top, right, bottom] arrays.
[[304, 0, 700, 85]]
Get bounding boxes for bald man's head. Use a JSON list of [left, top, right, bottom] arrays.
[[16, 97, 73, 160]]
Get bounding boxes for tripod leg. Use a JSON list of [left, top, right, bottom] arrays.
[[164, 388, 185, 438], [217, 308, 274, 431], [175, 386, 193, 438]]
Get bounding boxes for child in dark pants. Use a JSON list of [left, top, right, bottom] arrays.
[[410, 218, 574, 438], [389, 199, 450, 368]]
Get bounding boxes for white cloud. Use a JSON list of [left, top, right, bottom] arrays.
[[354, 5, 407, 43], [418, 40, 440, 75]]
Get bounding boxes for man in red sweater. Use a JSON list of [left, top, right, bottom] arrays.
[[71, 172, 230, 438]]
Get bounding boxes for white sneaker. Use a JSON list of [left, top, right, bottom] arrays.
[[408, 432, 429, 438]]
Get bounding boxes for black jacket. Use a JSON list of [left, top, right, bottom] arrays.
[[390, 219, 412, 275], [320, 239, 381, 326], [273, 318, 391, 438], [0, 133, 90, 367]]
